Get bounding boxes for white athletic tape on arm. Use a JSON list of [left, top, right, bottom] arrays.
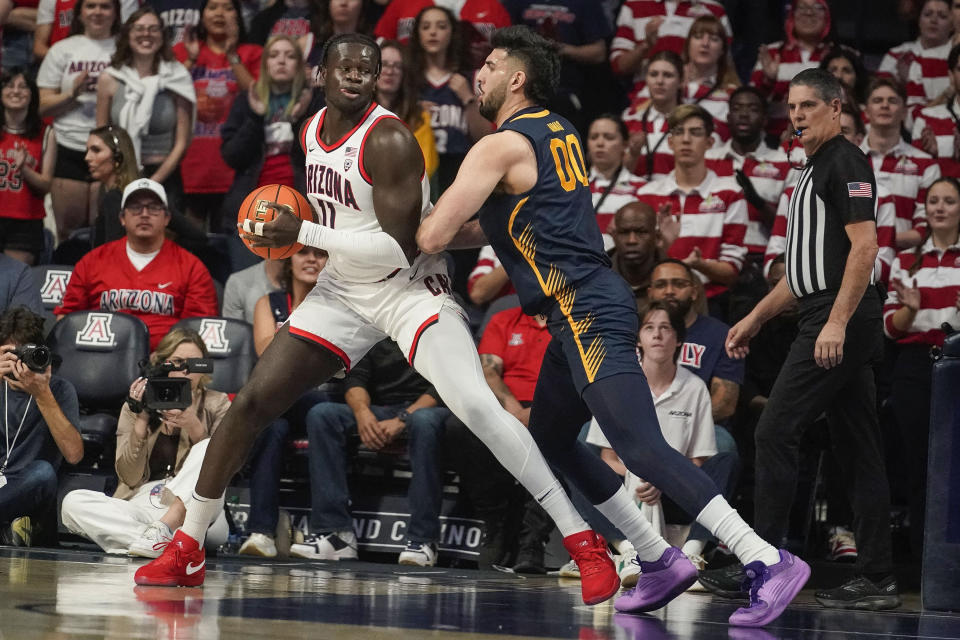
[[297, 220, 410, 268]]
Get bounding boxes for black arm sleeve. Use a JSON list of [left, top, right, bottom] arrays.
[[344, 353, 373, 391], [220, 93, 265, 171]]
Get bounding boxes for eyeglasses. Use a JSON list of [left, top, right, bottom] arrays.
[[795, 3, 826, 14], [131, 25, 163, 35], [650, 278, 693, 289], [124, 203, 166, 216], [381, 61, 403, 71]]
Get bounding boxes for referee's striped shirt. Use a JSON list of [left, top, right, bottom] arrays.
[[785, 135, 878, 298]]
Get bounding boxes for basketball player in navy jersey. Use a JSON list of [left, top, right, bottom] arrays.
[[417, 26, 809, 628], [135, 32, 622, 606]]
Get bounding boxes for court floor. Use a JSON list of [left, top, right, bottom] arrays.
[[1, 547, 958, 640]]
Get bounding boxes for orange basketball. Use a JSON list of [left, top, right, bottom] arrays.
[[238, 184, 316, 259]]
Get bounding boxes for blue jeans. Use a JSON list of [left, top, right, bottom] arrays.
[[305, 402, 450, 542], [0, 459, 58, 524], [247, 389, 328, 535]]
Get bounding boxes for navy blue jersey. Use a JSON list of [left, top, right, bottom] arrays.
[[478, 106, 610, 316], [147, 0, 201, 47], [420, 78, 471, 156]]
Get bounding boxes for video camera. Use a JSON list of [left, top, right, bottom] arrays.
[[127, 358, 214, 413]]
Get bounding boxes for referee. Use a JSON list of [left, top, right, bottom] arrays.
[[722, 69, 900, 610]]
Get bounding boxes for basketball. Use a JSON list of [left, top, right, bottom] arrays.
[[238, 184, 316, 259]]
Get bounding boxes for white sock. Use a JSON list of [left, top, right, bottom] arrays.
[[595, 486, 669, 562], [180, 491, 224, 545], [696, 495, 780, 566], [535, 481, 590, 537], [681, 538, 706, 558]]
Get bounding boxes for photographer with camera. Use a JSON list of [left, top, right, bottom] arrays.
[[61, 328, 231, 556], [0, 306, 83, 546]]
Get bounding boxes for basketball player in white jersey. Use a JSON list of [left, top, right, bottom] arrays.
[[135, 33, 620, 605]]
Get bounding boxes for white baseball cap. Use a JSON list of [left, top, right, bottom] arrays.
[[121, 178, 168, 209]]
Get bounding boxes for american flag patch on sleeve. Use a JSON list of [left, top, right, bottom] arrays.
[[847, 182, 873, 198]]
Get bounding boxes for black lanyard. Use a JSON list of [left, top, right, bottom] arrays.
[[639, 83, 716, 180], [594, 165, 623, 214]]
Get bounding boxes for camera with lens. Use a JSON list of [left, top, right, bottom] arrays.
[[127, 358, 214, 413], [4, 343, 53, 381]]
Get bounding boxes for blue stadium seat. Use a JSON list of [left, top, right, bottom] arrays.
[[475, 294, 521, 340], [29, 264, 73, 336], [47, 311, 150, 467], [172, 317, 257, 394]]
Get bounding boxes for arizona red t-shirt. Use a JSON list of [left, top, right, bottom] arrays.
[[0, 130, 46, 221], [54, 238, 219, 349], [173, 42, 261, 194], [477, 307, 550, 403]]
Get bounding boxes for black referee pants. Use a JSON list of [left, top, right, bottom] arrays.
[[754, 287, 894, 576]]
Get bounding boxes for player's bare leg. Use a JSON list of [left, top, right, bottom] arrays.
[[135, 326, 345, 586]]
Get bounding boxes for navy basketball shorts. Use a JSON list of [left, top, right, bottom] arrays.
[[544, 268, 642, 394]]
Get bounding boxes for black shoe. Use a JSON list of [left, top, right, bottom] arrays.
[[0, 517, 32, 547], [477, 522, 508, 570], [697, 561, 748, 600], [513, 542, 546, 574], [814, 575, 901, 610]]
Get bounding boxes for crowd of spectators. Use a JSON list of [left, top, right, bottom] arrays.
[[0, 0, 959, 584]]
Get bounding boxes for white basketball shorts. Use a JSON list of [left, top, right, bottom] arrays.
[[287, 253, 462, 370]]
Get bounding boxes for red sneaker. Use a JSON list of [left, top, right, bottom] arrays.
[[134, 530, 206, 587], [563, 530, 620, 605]]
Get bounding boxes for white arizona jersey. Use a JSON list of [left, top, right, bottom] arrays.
[[300, 102, 431, 283]]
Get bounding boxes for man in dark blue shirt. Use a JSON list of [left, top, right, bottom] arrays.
[[0, 255, 43, 316], [648, 259, 743, 429], [0, 307, 82, 545], [292, 339, 450, 568]]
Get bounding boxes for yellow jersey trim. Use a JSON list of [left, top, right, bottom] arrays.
[[510, 109, 550, 122], [506, 197, 605, 383]]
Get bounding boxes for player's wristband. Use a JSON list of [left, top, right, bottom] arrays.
[[297, 219, 326, 247]]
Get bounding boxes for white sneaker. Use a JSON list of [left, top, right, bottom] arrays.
[[128, 521, 173, 558], [239, 532, 278, 558], [615, 552, 641, 588], [557, 558, 580, 579], [290, 530, 358, 560], [398, 541, 438, 567], [685, 552, 707, 591]]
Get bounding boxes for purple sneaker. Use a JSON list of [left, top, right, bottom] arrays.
[[613, 547, 697, 613], [728, 549, 811, 627]]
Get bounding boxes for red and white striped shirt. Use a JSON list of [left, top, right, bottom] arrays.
[[589, 166, 646, 250], [883, 237, 960, 345], [685, 79, 735, 141], [635, 169, 747, 297], [467, 245, 516, 303], [622, 101, 675, 181], [911, 99, 960, 177], [624, 79, 731, 143], [706, 140, 790, 254], [611, 0, 730, 97], [859, 137, 941, 235], [766, 183, 897, 284], [878, 40, 952, 116], [751, 40, 831, 139]]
